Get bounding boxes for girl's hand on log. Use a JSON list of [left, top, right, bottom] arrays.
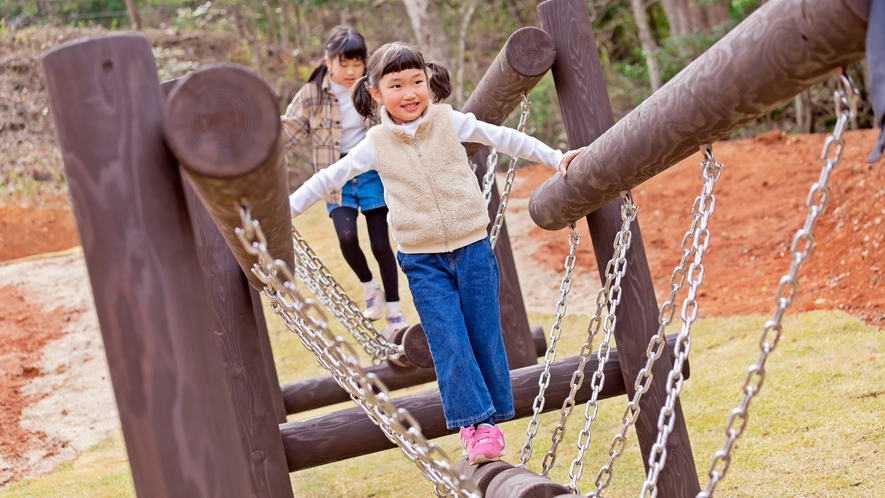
[[559, 147, 586, 177]]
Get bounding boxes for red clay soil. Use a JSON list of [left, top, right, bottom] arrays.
[[518, 128, 885, 325], [0, 285, 74, 484], [0, 202, 79, 262]]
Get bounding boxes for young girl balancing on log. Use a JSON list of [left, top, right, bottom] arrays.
[[282, 26, 408, 335], [288, 42, 584, 465]]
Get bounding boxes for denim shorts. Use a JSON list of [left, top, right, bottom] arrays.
[[326, 169, 387, 216]]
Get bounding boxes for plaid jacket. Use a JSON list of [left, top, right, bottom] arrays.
[[282, 74, 380, 205]]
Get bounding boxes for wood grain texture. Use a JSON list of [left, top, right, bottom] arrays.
[[485, 468, 571, 498], [164, 64, 294, 288], [183, 178, 293, 498], [455, 460, 514, 495], [280, 336, 686, 470], [538, 0, 700, 495], [281, 326, 547, 414], [41, 33, 253, 497], [249, 285, 288, 424], [462, 28, 555, 158], [529, 0, 870, 230]]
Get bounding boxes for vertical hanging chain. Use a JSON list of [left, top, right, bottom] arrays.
[[489, 93, 532, 249], [518, 223, 580, 468], [290, 227, 402, 361], [698, 73, 859, 498], [636, 146, 723, 498], [235, 209, 480, 498], [558, 193, 638, 490]]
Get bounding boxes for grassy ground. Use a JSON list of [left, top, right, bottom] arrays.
[[2, 202, 884, 497]]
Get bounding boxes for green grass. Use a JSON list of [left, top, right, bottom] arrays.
[[3, 202, 884, 497]]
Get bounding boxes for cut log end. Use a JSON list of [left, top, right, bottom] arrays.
[[505, 27, 557, 77], [164, 63, 280, 178]]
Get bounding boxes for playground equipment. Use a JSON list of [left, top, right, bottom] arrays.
[[39, 0, 870, 495]]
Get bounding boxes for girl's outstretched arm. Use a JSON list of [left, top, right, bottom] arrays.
[[289, 138, 377, 217], [450, 109, 568, 170]]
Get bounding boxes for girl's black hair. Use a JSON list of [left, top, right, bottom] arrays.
[[307, 26, 369, 96], [352, 42, 452, 120]]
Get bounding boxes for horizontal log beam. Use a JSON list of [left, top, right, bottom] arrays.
[[282, 326, 548, 414], [163, 63, 294, 288], [280, 335, 686, 470], [528, 0, 870, 230]]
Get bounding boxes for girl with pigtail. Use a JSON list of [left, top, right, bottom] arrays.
[[282, 27, 408, 334], [289, 42, 585, 465]]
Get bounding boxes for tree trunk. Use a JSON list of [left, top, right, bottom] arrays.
[[264, 0, 278, 47], [40, 0, 53, 17], [659, 0, 688, 37], [704, 0, 731, 29], [280, 0, 290, 50], [454, 0, 479, 107], [629, 0, 662, 90], [124, 0, 142, 30], [401, 0, 449, 66], [231, 1, 247, 42]]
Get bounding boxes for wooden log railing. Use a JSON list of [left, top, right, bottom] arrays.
[[280, 335, 687, 471], [538, 0, 699, 494], [163, 64, 294, 290], [282, 325, 548, 414], [41, 33, 254, 496], [529, 0, 871, 229]]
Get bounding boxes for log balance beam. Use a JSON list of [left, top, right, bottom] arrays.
[[280, 335, 687, 471], [529, 0, 871, 230]]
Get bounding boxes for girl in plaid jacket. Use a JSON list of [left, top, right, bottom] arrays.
[[282, 27, 408, 335]]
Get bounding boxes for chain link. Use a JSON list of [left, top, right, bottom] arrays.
[[489, 93, 532, 249], [698, 73, 859, 498], [290, 227, 402, 361], [517, 223, 580, 468], [634, 145, 723, 498], [235, 209, 479, 498], [559, 193, 638, 491]]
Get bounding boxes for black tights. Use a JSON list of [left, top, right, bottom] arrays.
[[330, 207, 399, 302]]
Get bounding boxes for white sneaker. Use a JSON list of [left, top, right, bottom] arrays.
[[363, 287, 386, 321], [386, 310, 409, 336]]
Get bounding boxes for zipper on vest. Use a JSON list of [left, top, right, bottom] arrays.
[[413, 136, 449, 251]]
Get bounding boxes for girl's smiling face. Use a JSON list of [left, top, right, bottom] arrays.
[[325, 56, 365, 88], [370, 68, 429, 125]]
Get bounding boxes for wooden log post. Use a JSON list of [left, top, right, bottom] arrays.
[[41, 33, 253, 497], [249, 285, 288, 424], [161, 77, 292, 495], [460, 26, 557, 369], [529, 0, 870, 229], [537, 0, 700, 495], [280, 336, 686, 470], [163, 64, 294, 289], [455, 460, 513, 496], [282, 325, 548, 414]]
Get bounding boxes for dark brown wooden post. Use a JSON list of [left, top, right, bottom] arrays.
[[529, 0, 870, 228], [460, 26, 557, 369], [537, 0, 700, 495], [163, 64, 294, 290], [485, 467, 571, 498], [41, 33, 253, 497], [249, 285, 288, 424], [183, 179, 294, 498]]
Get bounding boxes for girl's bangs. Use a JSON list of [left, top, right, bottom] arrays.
[[381, 46, 425, 76], [332, 34, 368, 61]]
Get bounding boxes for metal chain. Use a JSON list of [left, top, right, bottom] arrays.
[[489, 93, 532, 249], [518, 223, 580, 468], [482, 92, 532, 249], [557, 193, 638, 490], [697, 73, 859, 498], [235, 208, 479, 498], [636, 146, 723, 498], [290, 227, 402, 362]]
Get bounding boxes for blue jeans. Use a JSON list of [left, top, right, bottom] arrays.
[[396, 238, 515, 429], [326, 169, 386, 216]]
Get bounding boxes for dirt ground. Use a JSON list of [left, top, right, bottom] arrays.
[[0, 127, 883, 487]]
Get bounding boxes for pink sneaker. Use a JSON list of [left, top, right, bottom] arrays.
[[459, 425, 476, 455], [467, 424, 505, 465]]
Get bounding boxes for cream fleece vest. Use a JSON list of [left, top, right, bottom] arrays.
[[367, 102, 489, 253]]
